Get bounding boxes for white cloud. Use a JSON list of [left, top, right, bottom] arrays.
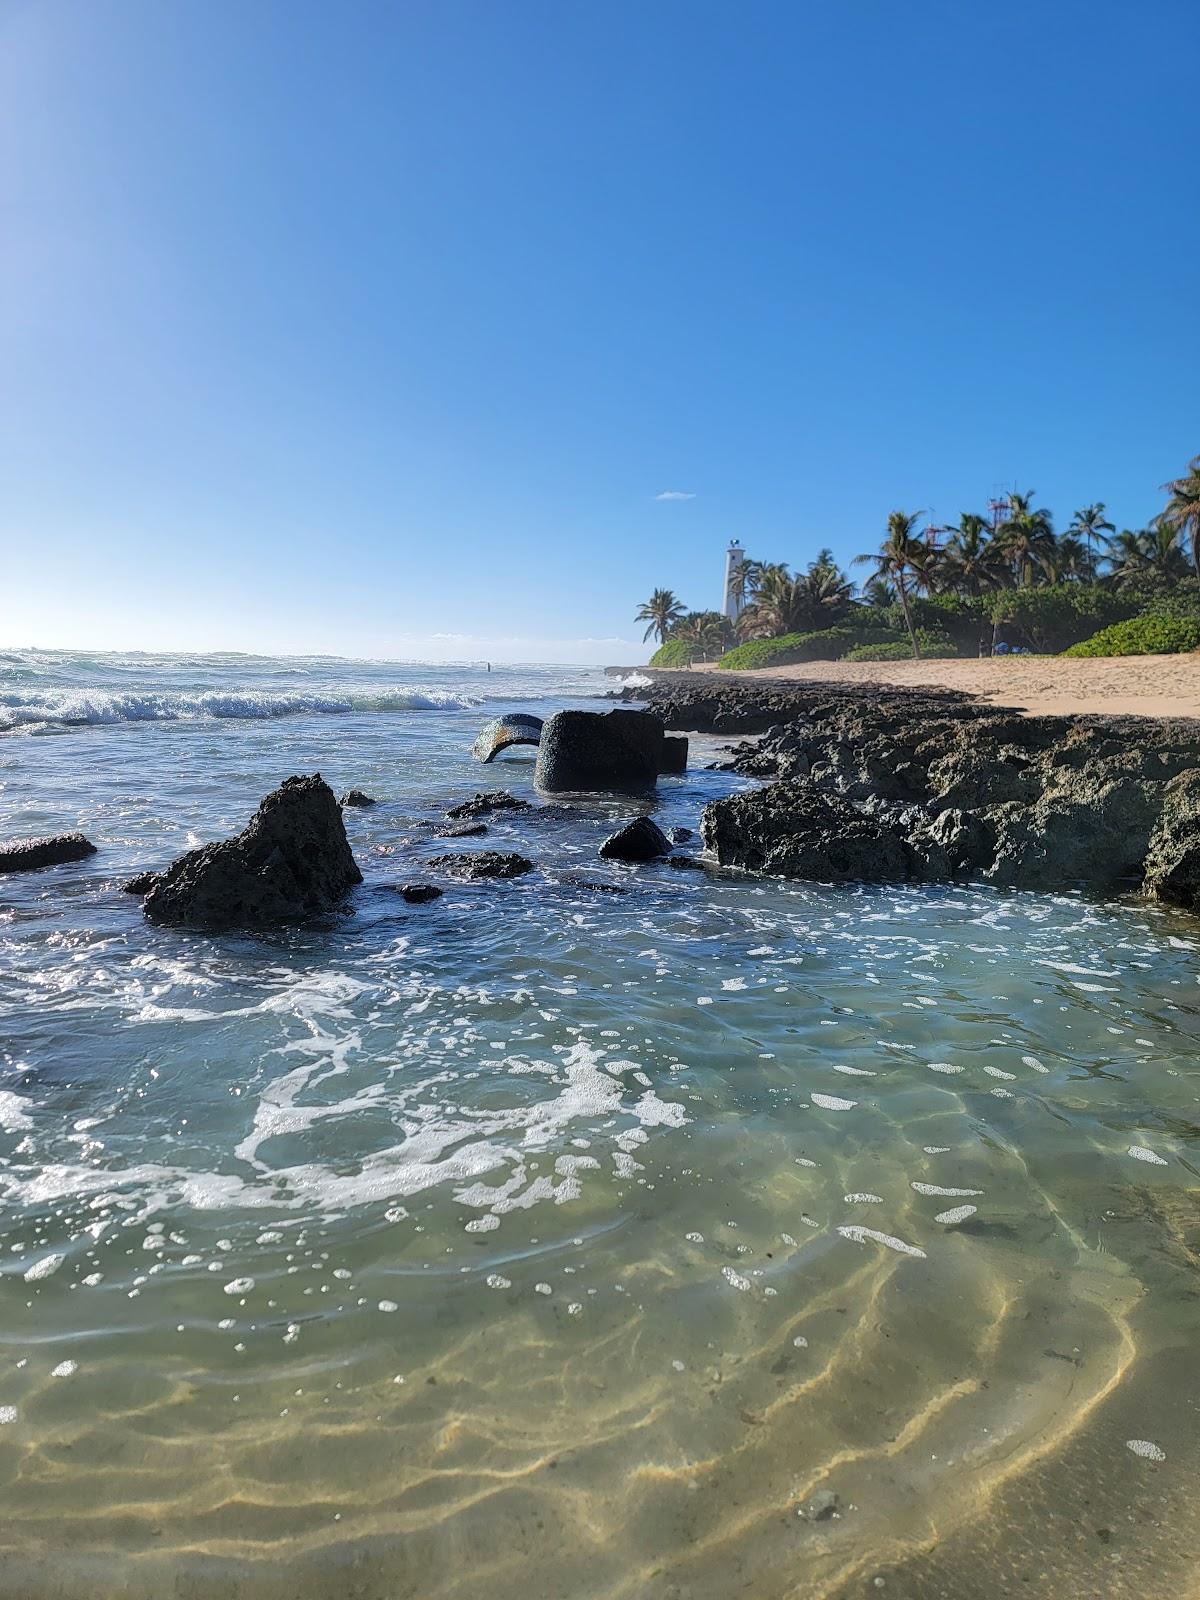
[[654, 490, 696, 501]]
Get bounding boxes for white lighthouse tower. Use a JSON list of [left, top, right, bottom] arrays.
[[722, 540, 745, 624]]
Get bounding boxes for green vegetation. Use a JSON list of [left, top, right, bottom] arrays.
[[716, 626, 891, 671], [845, 631, 958, 661], [1063, 616, 1200, 658], [634, 454, 1200, 664], [648, 638, 702, 668]]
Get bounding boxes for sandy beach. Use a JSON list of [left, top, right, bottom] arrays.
[[705, 651, 1200, 719]]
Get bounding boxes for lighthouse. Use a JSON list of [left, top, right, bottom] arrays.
[[722, 540, 745, 624]]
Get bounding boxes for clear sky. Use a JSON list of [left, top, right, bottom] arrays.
[[1, 0, 1196, 662]]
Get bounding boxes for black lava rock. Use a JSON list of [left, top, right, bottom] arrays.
[[340, 790, 377, 808], [143, 774, 362, 930], [0, 833, 97, 874], [598, 816, 672, 862], [426, 851, 534, 880], [396, 883, 443, 903], [122, 871, 161, 895], [445, 791, 532, 820]]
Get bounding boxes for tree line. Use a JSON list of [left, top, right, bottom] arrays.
[[636, 454, 1200, 660]]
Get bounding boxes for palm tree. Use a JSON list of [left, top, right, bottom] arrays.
[[635, 588, 687, 644], [1159, 455, 1200, 578], [995, 491, 1056, 586], [1044, 532, 1097, 583], [1067, 503, 1114, 569], [673, 613, 728, 661], [941, 513, 1006, 594], [736, 553, 855, 639], [728, 557, 764, 612], [1102, 526, 1188, 588], [906, 537, 944, 597], [800, 548, 855, 617], [861, 576, 896, 609], [736, 565, 807, 639], [854, 510, 926, 658]]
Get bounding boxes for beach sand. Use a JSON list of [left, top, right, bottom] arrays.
[[707, 651, 1200, 718]]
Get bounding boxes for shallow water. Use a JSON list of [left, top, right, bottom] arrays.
[[1, 654, 1199, 1599]]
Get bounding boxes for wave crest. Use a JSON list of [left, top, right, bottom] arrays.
[[0, 687, 482, 733]]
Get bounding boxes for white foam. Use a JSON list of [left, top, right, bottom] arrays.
[[838, 1225, 926, 1259], [844, 1193, 883, 1204], [912, 1182, 982, 1197], [811, 1093, 856, 1111], [927, 1062, 962, 1075], [50, 1360, 77, 1377], [223, 1277, 255, 1296], [721, 1266, 751, 1291], [1125, 1438, 1166, 1461], [23, 1253, 64, 1282], [0, 1092, 34, 1133], [1127, 1146, 1167, 1166], [934, 1205, 977, 1225], [0, 685, 482, 732]]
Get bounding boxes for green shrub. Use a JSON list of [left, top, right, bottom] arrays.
[[1137, 579, 1200, 620], [887, 595, 990, 651], [984, 585, 1135, 653], [839, 606, 898, 633], [649, 638, 702, 667], [844, 630, 959, 662], [1062, 616, 1200, 658], [717, 626, 893, 671]]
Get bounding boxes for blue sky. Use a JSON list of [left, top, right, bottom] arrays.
[[1, 0, 1196, 662]]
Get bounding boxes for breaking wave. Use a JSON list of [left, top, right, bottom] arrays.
[[0, 687, 482, 733]]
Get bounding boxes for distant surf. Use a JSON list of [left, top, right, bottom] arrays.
[[0, 651, 612, 735], [0, 687, 483, 732]]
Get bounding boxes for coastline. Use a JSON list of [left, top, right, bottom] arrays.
[[636, 652, 1200, 720]]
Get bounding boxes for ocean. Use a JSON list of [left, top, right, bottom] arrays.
[[0, 649, 1197, 1598]]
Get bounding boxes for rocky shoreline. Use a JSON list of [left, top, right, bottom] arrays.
[[8, 683, 1200, 923], [620, 674, 1200, 909]]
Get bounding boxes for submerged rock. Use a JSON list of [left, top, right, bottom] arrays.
[[667, 826, 694, 844], [340, 789, 377, 808], [143, 774, 362, 930], [396, 883, 443, 903], [665, 854, 706, 870], [426, 851, 534, 880], [445, 790, 531, 820], [472, 714, 544, 764], [535, 710, 665, 794], [801, 1490, 841, 1523], [599, 816, 672, 862], [557, 873, 629, 894], [437, 821, 488, 838], [0, 833, 97, 874]]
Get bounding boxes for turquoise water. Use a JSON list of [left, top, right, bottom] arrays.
[[1, 653, 1198, 1599]]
